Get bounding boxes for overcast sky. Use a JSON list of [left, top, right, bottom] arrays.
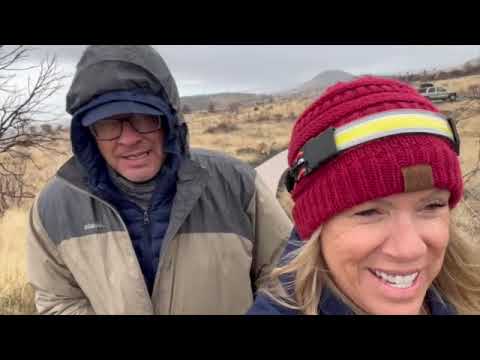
[[4, 45, 480, 123]]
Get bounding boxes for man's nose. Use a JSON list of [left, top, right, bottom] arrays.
[[117, 121, 142, 145]]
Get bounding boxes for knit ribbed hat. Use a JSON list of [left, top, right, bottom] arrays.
[[288, 76, 463, 240]]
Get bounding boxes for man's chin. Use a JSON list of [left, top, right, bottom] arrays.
[[118, 169, 158, 183]]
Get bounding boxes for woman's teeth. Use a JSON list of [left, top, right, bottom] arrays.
[[372, 270, 419, 289]]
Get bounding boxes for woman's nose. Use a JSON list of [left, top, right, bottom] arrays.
[[381, 213, 427, 261]]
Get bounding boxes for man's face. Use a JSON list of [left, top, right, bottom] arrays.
[[92, 114, 166, 183]]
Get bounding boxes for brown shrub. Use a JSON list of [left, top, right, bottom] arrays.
[[204, 120, 239, 134]]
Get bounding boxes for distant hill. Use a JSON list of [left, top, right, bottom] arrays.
[[279, 70, 356, 98], [181, 70, 356, 112], [179, 55, 480, 113], [464, 56, 480, 69], [181, 93, 272, 112], [390, 54, 480, 84]]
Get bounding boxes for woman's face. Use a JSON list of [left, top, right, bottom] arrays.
[[320, 188, 451, 315]]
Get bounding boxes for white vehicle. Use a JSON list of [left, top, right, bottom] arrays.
[[421, 86, 457, 102]]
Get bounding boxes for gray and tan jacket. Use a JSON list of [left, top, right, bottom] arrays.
[[27, 149, 291, 315], [26, 45, 292, 315]]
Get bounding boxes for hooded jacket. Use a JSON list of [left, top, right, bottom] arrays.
[[26, 45, 292, 315]]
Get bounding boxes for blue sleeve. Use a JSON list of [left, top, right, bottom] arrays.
[[246, 293, 298, 315], [246, 229, 300, 315], [281, 228, 303, 259], [247, 228, 303, 315]]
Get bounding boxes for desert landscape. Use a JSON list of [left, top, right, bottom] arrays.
[[1, 64, 480, 314]]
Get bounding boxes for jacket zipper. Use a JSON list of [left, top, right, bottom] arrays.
[[143, 208, 154, 297], [144, 205, 176, 314]]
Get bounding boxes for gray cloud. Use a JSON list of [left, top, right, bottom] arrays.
[[156, 45, 480, 93], [26, 45, 480, 94], [6, 45, 480, 123]]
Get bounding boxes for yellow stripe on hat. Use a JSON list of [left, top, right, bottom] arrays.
[[334, 111, 454, 151]]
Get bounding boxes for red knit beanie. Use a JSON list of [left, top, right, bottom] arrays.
[[288, 76, 463, 240]]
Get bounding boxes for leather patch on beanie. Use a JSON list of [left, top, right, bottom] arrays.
[[402, 165, 434, 193]]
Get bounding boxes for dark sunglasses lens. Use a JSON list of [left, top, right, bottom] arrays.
[[131, 116, 161, 133], [91, 115, 162, 140], [92, 119, 122, 140]]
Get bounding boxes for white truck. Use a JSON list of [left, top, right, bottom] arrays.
[[419, 85, 457, 102]]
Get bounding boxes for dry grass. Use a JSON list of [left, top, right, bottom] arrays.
[[0, 208, 36, 314], [413, 74, 480, 95], [187, 99, 303, 165], [1, 95, 480, 314], [0, 134, 71, 315], [436, 75, 480, 95]]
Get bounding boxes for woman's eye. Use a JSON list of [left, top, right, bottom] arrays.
[[424, 202, 448, 211], [354, 209, 381, 217]]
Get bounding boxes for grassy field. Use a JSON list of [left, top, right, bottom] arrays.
[[0, 209, 35, 314], [1, 94, 479, 315], [412, 73, 480, 95], [0, 136, 71, 314]]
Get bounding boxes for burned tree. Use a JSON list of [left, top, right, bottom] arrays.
[[227, 102, 240, 114], [0, 45, 66, 215], [207, 101, 216, 113]]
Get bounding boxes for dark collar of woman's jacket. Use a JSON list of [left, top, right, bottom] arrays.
[[318, 285, 456, 315]]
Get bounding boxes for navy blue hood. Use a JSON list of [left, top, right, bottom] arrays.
[[65, 45, 189, 190], [64, 46, 190, 294], [70, 89, 183, 192]]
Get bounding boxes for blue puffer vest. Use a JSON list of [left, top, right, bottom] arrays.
[[70, 90, 183, 295]]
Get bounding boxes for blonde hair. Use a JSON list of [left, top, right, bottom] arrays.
[[261, 225, 480, 315]]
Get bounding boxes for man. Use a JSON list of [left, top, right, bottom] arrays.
[[26, 45, 292, 315]]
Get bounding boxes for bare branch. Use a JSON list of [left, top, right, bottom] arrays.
[[0, 46, 26, 66], [0, 45, 67, 215]]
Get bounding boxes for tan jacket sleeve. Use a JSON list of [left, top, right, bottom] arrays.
[[26, 198, 95, 315], [247, 172, 293, 291]]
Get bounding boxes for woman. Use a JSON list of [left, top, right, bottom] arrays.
[[248, 76, 480, 315]]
